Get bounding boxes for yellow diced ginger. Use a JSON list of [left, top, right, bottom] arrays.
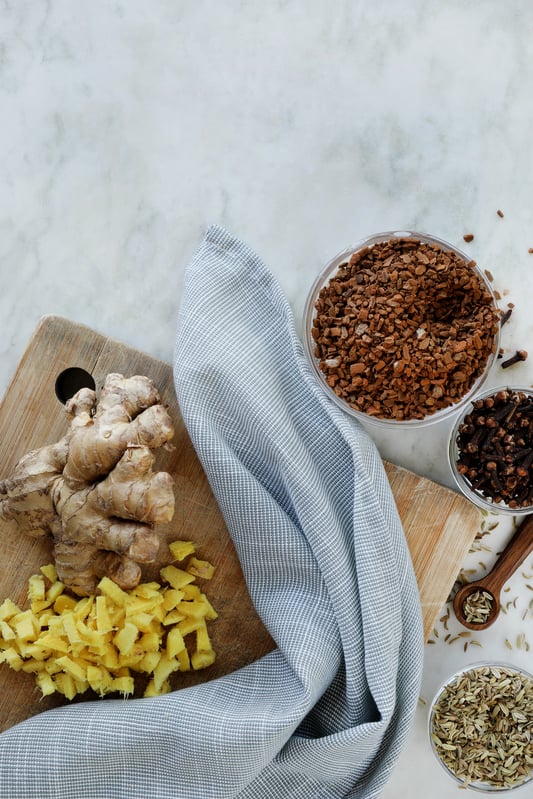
[[130, 582, 161, 598], [176, 648, 190, 672], [139, 651, 161, 673], [21, 642, 49, 661], [0, 598, 21, 622], [138, 631, 161, 652], [180, 584, 202, 601], [110, 675, 134, 696], [199, 594, 218, 620], [13, 610, 38, 641], [40, 563, 58, 583], [178, 600, 209, 621], [161, 588, 185, 611], [1, 647, 24, 670], [177, 617, 201, 637], [162, 609, 186, 626], [30, 598, 53, 615], [153, 653, 180, 690], [95, 595, 114, 633], [117, 644, 146, 668], [100, 644, 120, 670], [86, 664, 113, 695], [53, 672, 77, 700], [46, 581, 66, 603], [98, 577, 129, 606], [0, 619, 16, 641], [28, 574, 46, 601], [168, 540, 196, 561], [191, 648, 216, 670], [53, 594, 77, 615], [186, 557, 215, 581], [114, 622, 138, 656], [159, 565, 196, 590], [74, 596, 94, 621], [166, 626, 186, 658], [36, 634, 69, 654], [144, 676, 171, 696], [61, 613, 82, 646], [126, 612, 155, 633], [195, 619, 212, 653], [55, 655, 87, 683], [36, 670, 56, 696]]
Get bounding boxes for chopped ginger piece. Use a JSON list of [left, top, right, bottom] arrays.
[[186, 557, 215, 581], [159, 565, 196, 590], [168, 540, 196, 561], [0, 543, 217, 700]]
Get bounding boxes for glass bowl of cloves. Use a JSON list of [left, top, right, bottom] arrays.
[[448, 385, 533, 515], [428, 662, 533, 792], [304, 230, 501, 428]]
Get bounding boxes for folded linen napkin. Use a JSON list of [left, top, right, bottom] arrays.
[[0, 226, 423, 798]]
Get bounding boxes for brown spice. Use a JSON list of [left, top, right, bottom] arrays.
[[497, 209, 504, 218], [501, 349, 528, 369], [455, 388, 533, 508], [311, 238, 500, 421], [463, 233, 475, 242], [499, 307, 513, 327]]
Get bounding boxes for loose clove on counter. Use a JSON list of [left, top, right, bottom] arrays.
[[501, 349, 528, 369]]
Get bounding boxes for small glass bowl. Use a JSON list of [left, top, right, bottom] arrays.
[[428, 662, 533, 792], [303, 230, 501, 428], [448, 385, 533, 516]]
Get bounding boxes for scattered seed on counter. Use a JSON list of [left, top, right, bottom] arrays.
[[497, 209, 504, 218], [463, 233, 474, 242]]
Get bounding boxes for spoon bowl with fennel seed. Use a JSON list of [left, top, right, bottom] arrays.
[[453, 514, 533, 630]]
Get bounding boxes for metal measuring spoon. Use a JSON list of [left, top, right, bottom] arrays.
[[453, 514, 533, 630]]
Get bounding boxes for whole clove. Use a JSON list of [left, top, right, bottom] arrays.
[[455, 388, 533, 508], [501, 349, 528, 369]]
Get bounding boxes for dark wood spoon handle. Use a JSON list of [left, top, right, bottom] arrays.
[[482, 514, 533, 596]]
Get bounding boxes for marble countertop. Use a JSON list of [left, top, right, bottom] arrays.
[[2, 2, 533, 796]]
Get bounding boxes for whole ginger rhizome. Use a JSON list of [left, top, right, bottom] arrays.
[[0, 374, 217, 699]]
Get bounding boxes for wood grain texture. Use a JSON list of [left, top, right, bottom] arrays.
[[0, 315, 481, 732]]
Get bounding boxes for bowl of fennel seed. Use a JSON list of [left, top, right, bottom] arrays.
[[428, 662, 533, 792]]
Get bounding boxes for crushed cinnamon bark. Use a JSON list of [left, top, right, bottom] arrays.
[[311, 238, 500, 421]]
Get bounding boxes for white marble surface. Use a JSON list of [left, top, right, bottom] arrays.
[[2, 1, 533, 796]]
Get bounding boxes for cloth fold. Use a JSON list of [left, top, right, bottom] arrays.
[[0, 226, 423, 798]]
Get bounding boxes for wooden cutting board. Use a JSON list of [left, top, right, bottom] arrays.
[[0, 315, 480, 732]]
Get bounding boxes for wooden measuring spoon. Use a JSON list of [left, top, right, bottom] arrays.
[[453, 514, 533, 630]]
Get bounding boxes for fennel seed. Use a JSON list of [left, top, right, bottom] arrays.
[[430, 666, 533, 789]]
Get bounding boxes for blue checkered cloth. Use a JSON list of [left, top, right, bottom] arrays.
[[0, 226, 423, 798]]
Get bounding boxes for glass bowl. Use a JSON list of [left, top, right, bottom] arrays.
[[303, 230, 501, 428], [428, 662, 533, 792], [448, 385, 533, 516]]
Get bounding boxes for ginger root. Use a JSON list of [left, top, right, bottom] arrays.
[[0, 373, 175, 596]]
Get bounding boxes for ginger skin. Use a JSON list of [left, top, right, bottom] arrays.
[[0, 374, 175, 596]]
